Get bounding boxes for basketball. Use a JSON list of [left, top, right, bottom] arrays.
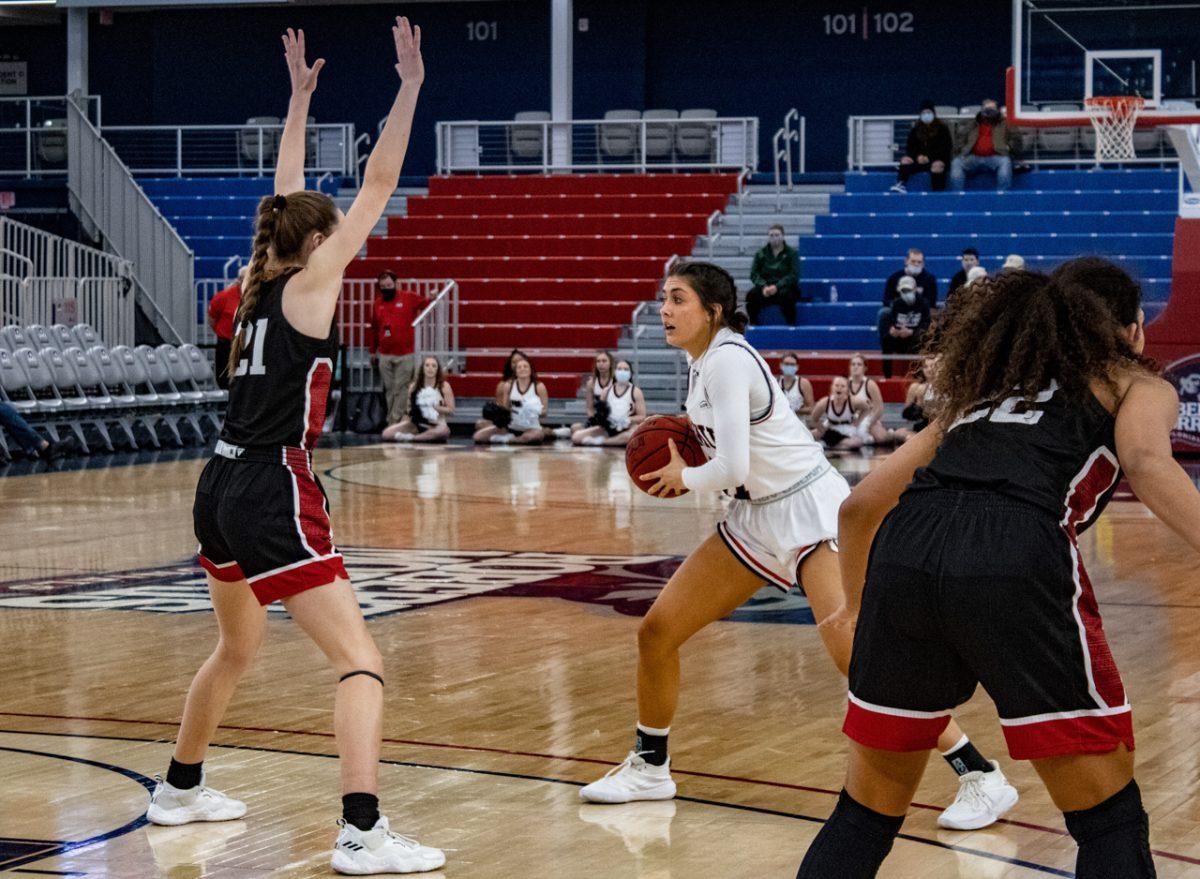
[[625, 415, 706, 496]]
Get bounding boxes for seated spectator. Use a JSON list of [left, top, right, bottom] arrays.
[[571, 351, 614, 433], [473, 353, 549, 445], [890, 100, 952, 193], [0, 402, 71, 461], [947, 247, 980, 301], [878, 248, 936, 342], [777, 352, 814, 418], [571, 359, 645, 447], [809, 376, 871, 451], [847, 353, 901, 445], [966, 265, 988, 287], [1002, 253, 1025, 272], [475, 348, 528, 431], [950, 98, 1022, 192], [901, 355, 939, 439], [745, 225, 800, 326], [382, 355, 455, 443], [879, 275, 930, 378]]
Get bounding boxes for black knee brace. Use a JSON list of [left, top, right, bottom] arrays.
[[339, 670, 384, 686], [1065, 780, 1156, 879]]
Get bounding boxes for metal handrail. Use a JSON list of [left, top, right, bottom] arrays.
[[354, 133, 372, 187], [0, 248, 35, 281], [704, 209, 722, 257], [411, 279, 461, 371], [773, 108, 803, 207], [222, 255, 243, 282]]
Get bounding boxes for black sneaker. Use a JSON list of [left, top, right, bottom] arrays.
[[39, 438, 75, 461]]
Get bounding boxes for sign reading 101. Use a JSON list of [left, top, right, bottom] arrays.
[[823, 10, 914, 37], [467, 21, 498, 41]]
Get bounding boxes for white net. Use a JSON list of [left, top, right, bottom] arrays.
[[1084, 96, 1145, 161]]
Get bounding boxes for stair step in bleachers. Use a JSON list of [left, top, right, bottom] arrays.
[[457, 323, 622, 350], [798, 254, 1170, 279], [460, 300, 636, 324], [368, 234, 691, 259], [456, 278, 658, 302], [803, 233, 1174, 257], [771, 277, 1172, 302], [407, 193, 730, 217], [843, 168, 1175, 193], [746, 326, 880, 351], [429, 173, 736, 196], [818, 211, 1175, 235], [390, 213, 708, 237], [830, 190, 1174, 213], [346, 255, 669, 280]]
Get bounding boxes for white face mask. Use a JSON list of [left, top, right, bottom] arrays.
[[900, 290, 917, 305], [919, 111, 934, 124], [614, 368, 631, 383], [904, 264, 922, 276], [781, 364, 798, 377]]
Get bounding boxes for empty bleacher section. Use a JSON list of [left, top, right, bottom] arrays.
[[343, 173, 740, 402]]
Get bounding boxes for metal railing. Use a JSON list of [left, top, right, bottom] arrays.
[[0, 215, 135, 346], [435, 116, 759, 174], [1167, 124, 1200, 217], [847, 112, 1184, 171], [98, 122, 358, 178], [66, 93, 191, 344], [772, 108, 806, 198], [0, 95, 101, 177]]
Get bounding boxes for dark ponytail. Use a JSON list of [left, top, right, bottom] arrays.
[[667, 260, 748, 333]]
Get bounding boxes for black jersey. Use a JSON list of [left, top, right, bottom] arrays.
[[907, 381, 1120, 533], [219, 269, 339, 450]]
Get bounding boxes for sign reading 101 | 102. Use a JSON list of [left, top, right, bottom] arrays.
[[467, 21, 498, 41], [823, 11, 914, 37]]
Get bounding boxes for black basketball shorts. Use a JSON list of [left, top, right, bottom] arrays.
[[193, 443, 347, 604], [844, 489, 1134, 761]]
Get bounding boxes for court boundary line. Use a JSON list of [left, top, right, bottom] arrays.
[[2, 713, 1198, 867], [0, 729, 1076, 877]]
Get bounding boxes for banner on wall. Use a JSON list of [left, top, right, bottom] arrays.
[[1163, 354, 1200, 454], [0, 62, 27, 96]]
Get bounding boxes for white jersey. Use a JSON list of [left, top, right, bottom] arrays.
[[780, 375, 804, 413], [682, 327, 828, 500], [849, 378, 874, 410], [510, 379, 543, 431], [824, 397, 857, 428], [605, 383, 635, 431], [591, 376, 612, 403]]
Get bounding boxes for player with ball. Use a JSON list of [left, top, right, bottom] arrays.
[[582, 261, 1016, 834]]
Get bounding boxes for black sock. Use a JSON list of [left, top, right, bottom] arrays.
[[635, 724, 669, 766], [796, 789, 905, 879], [1065, 780, 1157, 879], [166, 757, 203, 790], [342, 792, 381, 832], [941, 737, 992, 777]]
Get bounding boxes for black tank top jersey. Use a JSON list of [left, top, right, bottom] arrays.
[[908, 382, 1120, 534], [219, 269, 340, 450]]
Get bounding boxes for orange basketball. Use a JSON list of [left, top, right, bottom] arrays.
[[625, 415, 707, 497]]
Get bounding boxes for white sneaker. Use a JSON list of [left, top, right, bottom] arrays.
[[331, 816, 446, 875], [583, 436, 606, 446], [552, 426, 572, 439], [146, 774, 247, 826], [391, 432, 416, 442], [489, 434, 512, 444], [890, 181, 907, 193], [937, 761, 1019, 830], [579, 752, 676, 804]]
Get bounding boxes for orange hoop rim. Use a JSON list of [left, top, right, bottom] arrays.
[[1084, 95, 1146, 112]]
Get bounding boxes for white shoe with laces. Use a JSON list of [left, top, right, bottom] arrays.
[[146, 774, 247, 826], [579, 752, 676, 804], [331, 816, 446, 875], [937, 761, 1019, 830], [552, 426, 572, 439], [890, 181, 907, 193]]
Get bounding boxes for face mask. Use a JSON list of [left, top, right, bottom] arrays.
[[614, 368, 632, 383], [919, 111, 934, 124], [980, 108, 1000, 123], [904, 264, 921, 276], [901, 290, 917, 305], [781, 364, 798, 377], [380, 285, 396, 300]]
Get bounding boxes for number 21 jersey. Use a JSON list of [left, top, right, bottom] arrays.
[[219, 269, 340, 450]]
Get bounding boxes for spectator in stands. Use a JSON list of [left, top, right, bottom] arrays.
[[571, 351, 614, 433], [777, 352, 814, 418], [207, 265, 246, 389], [950, 98, 1022, 192], [890, 100, 953, 193], [809, 376, 871, 450], [369, 270, 422, 425], [947, 247, 980, 301], [1002, 253, 1026, 272], [879, 275, 931, 378], [382, 355, 455, 443], [882, 248, 938, 311], [745, 225, 801, 326], [475, 349, 529, 431], [572, 359, 646, 446], [474, 353, 549, 445], [0, 402, 70, 461]]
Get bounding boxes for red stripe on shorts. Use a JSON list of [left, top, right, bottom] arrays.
[[198, 554, 245, 582], [1001, 710, 1135, 760], [250, 555, 348, 605], [284, 447, 335, 557], [843, 696, 951, 752]]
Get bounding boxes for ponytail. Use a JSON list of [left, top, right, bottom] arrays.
[[228, 195, 281, 380]]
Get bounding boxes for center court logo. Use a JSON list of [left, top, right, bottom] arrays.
[[0, 548, 815, 623]]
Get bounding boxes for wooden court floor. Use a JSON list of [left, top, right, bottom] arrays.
[[1, 442, 1199, 878]]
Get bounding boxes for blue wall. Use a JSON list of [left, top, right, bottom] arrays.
[[7, 0, 1013, 175]]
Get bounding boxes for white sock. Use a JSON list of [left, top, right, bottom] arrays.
[[939, 734, 970, 757], [636, 722, 670, 736]]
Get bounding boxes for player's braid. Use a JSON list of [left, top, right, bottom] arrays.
[[227, 195, 280, 381]]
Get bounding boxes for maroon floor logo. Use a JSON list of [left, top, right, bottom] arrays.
[[0, 547, 813, 623], [1163, 354, 1200, 453]]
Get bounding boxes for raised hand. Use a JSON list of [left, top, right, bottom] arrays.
[[392, 16, 425, 85], [282, 27, 325, 96]]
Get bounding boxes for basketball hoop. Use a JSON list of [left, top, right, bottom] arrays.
[[1084, 95, 1145, 162]]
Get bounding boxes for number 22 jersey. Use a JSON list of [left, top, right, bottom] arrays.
[[219, 269, 340, 450]]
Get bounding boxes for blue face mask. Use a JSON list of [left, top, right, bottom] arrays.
[[919, 111, 934, 124], [614, 368, 632, 383], [781, 364, 798, 377]]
